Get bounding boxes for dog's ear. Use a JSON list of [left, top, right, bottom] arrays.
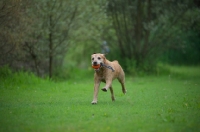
[[101, 54, 106, 62], [102, 53, 107, 57]]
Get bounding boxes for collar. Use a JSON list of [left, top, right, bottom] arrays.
[[100, 63, 115, 72]]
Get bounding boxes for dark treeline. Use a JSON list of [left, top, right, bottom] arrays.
[[106, 0, 200, 72], [0, 0, 200, 78]]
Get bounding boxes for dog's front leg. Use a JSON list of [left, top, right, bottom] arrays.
[[91, 80, 101, 104], [101, 79, 112, 92]]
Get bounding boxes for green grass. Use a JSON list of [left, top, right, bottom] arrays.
[[0, 66, 200, 132], [157, 64, 200, 78]]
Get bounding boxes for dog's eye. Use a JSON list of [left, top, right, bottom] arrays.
[[92, 58, 94, 60], [98, 57, 101, 60]]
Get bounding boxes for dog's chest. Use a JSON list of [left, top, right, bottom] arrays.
[[95, 71, 107, 81]]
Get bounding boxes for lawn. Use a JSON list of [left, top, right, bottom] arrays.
[[0, 67, 200, 132]]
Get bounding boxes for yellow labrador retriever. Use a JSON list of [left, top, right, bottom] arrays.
[[91, 53, 126, 104]]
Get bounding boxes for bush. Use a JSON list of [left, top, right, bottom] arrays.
[[0, 66, 50, 89]]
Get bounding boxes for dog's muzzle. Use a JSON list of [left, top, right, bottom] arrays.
[[92, 62, 103, 71], [93, 61, 98, 66]]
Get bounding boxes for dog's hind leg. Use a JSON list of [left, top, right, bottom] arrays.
[[109, 86, 115, 101], [121, 82, 126, 94], [118, 77, 126, 94]]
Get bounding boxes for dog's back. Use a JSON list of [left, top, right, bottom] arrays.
[[107, 60, 124, 79]]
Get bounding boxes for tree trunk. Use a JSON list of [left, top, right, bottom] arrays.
[[49, 14, 53, 79], [135, 0, 142, 67]]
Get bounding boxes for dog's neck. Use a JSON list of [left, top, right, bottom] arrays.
[[101, 63, 115, 72]]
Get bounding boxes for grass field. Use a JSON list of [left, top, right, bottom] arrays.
[[0, 66, 200, 132]]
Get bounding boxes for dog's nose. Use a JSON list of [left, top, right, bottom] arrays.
[[93, 62, 97, 65]]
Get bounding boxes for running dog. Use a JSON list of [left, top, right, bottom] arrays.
[[91, 53, 126, 104]]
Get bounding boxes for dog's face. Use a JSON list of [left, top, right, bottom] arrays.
[[91, 53, 105, 67]]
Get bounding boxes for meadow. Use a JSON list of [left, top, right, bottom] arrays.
[[0, 66, 200, 132]]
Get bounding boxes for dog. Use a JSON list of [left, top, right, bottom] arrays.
[[91, 53, 126, 104]]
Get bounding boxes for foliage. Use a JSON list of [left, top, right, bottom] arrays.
[[0, 0, 110, 78], [0, 0, 200, 77], [22, 0, 79, 78], [0, 0, 27, 66], [162, 10, 200, 65], [105, 0, 200, 72], [0, 66, 50, 86], [0, 66, 200, 131]]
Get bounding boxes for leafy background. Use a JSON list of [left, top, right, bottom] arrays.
[[0, 0, 200, 78]]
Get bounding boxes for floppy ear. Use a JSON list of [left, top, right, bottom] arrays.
[[101, 54, 106, 62], [101, 53, 106, 56]]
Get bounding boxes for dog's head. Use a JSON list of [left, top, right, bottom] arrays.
[[91, 53, 106, 70]]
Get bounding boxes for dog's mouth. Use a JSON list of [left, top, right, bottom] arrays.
[[92, 63, 103, 71]]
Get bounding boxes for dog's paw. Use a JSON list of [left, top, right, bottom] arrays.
[[101, 88, 107, 92], [112, 96, 115, 101], [122, 89, 127, 94], [91, 101, 97, 104]]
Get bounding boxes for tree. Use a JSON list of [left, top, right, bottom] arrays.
[[106, 0, 198, 71], [0, 0, 110, 78], [163, 4, 200, 65], [23, 0, 78, 78], [0, 0, 24, 66]]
